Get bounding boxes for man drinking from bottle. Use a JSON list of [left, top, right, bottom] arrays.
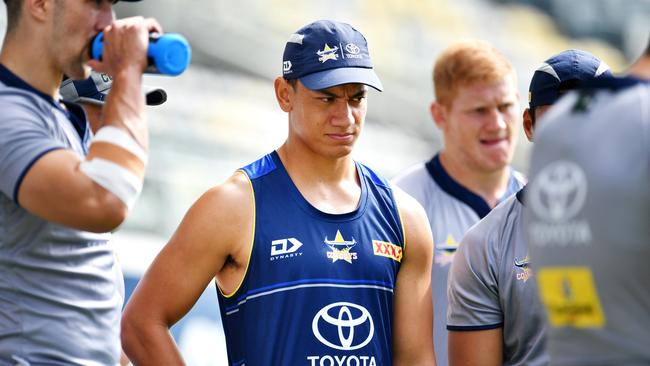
[[0, 0, 162, 363]]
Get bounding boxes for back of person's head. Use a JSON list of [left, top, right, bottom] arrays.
[[433, 40, 515, 107], [527, 49, 611, 125], [522, 49, 611, 141]]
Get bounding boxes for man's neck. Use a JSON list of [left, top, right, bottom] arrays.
[[0, 32, 61, 98], [276, 141, 361, 214], [438, 150, 511, 208]]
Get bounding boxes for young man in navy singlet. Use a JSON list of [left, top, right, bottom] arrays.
[[122, 20, 436, 365]]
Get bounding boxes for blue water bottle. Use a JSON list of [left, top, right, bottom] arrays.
[[90, 32, 191, 76]]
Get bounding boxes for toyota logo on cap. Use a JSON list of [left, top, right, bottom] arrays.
[[312, 302, 374, 351], [345, 43, 361, 55]]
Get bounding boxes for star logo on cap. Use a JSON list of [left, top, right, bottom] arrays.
[[317, 43, 339, 63]]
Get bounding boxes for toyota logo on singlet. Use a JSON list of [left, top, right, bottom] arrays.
[[312, 302, 374, 351], [529, 160, 588, 222]]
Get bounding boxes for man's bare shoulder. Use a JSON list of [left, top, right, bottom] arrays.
[[205, 170, 251, 201], [390, 185, 433, 257], [189, 170, 252, 224], [173, 171, 253, 251], [391, 185, 427, 223]]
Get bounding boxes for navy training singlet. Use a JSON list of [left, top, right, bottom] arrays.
[[217, 151, 406, 366]]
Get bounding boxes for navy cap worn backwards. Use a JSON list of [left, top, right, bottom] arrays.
[[282, 20, 383, 92], [60, 72, 167, 106], [529, 49, 612, 109]]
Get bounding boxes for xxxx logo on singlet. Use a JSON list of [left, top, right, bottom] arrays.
[[324, 230, 358, 264], [372, 240, 402, 262]]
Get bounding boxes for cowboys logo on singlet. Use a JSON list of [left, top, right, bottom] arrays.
[[435, 234, 459, 266], [324, 230, 358, 263]]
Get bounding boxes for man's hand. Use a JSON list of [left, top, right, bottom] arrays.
[[87, 17, 163, 76]]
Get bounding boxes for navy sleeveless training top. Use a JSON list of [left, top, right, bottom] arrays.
[[217, 151, 406, 366]]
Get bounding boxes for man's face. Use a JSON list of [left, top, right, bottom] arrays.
[[438, 75, 520, 173], [50, 0, 115, 79], [286, 81, 368, 159]]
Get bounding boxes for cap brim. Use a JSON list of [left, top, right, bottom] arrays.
[[300, 67, 383, 92]]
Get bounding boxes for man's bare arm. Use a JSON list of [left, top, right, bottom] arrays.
[[449, 328, 503, 366], [392, 188, 436, 366], [121, 172, 253, 365], [18, 18, 160, 232]]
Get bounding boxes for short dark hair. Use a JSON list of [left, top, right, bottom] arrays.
[[530, 106, 539, 127], [530, 78, 583, 127], [645, 33, 650, 56], [285, 78, 298, 90], [4, 0, 23, 34]]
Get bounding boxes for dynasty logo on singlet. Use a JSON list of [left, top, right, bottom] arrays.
[[324, 230, 358, 263], [270, 237, 304, 261], [308, 302, 377, 366]]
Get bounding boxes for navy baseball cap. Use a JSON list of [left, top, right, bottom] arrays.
[[60, 72, 167, 106], [529, 49, 612, 109], [282, 20, 383, 92]]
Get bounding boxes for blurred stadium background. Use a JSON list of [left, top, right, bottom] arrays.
[[1, 0, 647, 363]]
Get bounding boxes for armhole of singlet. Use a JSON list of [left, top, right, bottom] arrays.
[[217, 170, 256, 298]]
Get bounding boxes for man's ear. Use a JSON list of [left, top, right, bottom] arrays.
[[275, 77, 293, 113], [523, 108, 534, 142], [430, 101, 447, 130], [25, 0, 52, 23]]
